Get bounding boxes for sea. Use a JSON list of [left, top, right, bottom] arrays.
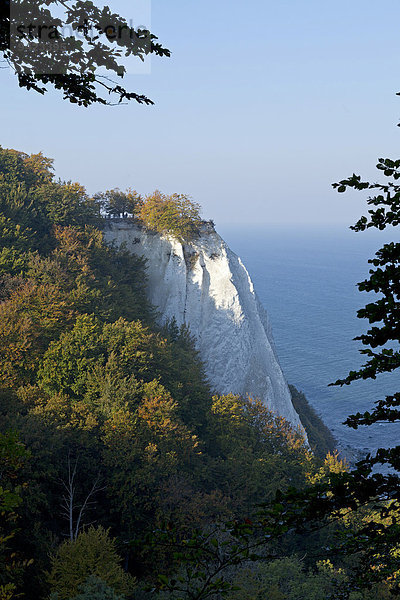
[[220, 224, 400, 460]]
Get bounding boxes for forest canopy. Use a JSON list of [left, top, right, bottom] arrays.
[[1, 147, 389, 600]]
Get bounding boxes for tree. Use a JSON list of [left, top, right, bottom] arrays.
[[138, 191, 202, 242], [289, 385, 336, 459], [1, 0, 170, 106], [229, 556, 379, 600], [331, 159, 400, 456], [95, 188, 141, 219], [324, 159, 400, 590], [207, 393, 312, 511], [48, 526, 135, 599], [0, 431, 31, 599], [59, 455, 103, 541], [0, 148, 101, 255]]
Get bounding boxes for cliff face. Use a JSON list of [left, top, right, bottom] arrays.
[[104, 221, 302, 430]]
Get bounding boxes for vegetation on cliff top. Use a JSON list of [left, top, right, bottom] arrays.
[[98, 187, 203, 242], [137, 190, 203, 242]]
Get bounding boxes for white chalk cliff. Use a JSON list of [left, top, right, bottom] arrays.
[[104, 220, 303, 430]]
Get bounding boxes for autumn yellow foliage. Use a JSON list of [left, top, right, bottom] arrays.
[[137, 190, 202, 241]]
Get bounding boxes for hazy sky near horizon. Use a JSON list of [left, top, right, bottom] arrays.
[[1, 0, 400, 226]]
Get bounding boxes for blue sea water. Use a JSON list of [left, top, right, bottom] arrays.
[[220, 225, 400, 457]]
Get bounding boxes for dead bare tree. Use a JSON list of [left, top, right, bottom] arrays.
[[59, 455, 104, 540]]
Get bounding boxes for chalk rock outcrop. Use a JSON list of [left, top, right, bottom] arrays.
[[103, 220, 302, 430]]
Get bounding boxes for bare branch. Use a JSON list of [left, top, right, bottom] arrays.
[[74, 474, 104, 539]]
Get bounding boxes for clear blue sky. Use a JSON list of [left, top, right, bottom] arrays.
[[1, 0, 400, 226]]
